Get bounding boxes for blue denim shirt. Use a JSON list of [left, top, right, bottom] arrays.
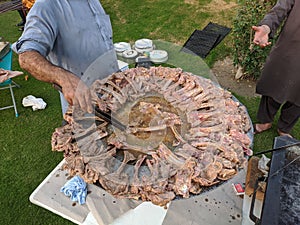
[[14, 0, 118, 81]]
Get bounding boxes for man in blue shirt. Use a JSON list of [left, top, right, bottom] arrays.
[[14, 0, 118, 114]]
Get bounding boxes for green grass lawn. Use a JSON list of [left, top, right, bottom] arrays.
[[0, 10, 73, 225], [0, 1, 299, 224]]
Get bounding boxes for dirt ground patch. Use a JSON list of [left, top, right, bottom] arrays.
[[211, 57, 258, 98], [203, 0, 238, 12]]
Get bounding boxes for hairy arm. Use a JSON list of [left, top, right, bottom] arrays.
[[19, 51, 93, 113]]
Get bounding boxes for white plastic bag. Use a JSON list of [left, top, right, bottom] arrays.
[[22, 95, 47, 111]]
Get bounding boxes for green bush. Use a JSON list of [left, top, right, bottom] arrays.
[[232, 0, 277, 79]]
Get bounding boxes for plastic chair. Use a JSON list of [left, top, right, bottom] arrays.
[[0, 47, 19, 117]]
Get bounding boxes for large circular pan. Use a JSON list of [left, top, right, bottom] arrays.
[[51, 65, 252, 207]]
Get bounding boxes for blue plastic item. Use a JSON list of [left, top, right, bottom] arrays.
[[0, 45, 12, 70], [0, 46, 19, 117]]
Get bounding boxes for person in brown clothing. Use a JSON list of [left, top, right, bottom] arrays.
[[15, 0, 35, 31], [14, 0, 26, 30], [252, 0, 300, 138]]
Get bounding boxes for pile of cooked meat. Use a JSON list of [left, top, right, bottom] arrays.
[[51, 66, 252, 206]]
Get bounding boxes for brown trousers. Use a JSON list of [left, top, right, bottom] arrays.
[[257, 96, 300, 133]]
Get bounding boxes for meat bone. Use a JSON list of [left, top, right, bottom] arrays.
[[52, 83, 127, 131], [0, 68, 23, 83], [52, 84, 170, 156]]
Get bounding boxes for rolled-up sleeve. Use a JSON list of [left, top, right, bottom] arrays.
[[259, 0, 295, 38], [14, 0, 58, 57]]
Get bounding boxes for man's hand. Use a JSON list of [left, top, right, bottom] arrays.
[[252, 25, 272, 48], [60, 74, 93, 113]]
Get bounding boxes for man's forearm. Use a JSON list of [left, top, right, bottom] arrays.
[[19, 50, 92, 112], [18, 50, 73, 87]]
